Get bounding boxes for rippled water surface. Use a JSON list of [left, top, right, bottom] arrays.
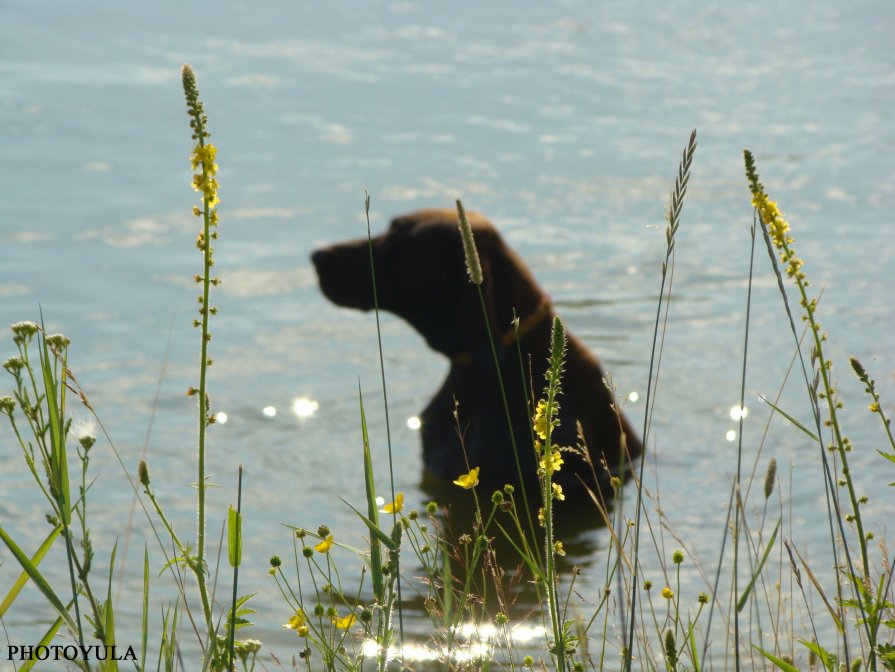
[[2, 0, 893, 665]]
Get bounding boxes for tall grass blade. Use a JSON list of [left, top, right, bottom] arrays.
[[737, 518, 780, 612], [358, 384, 385, 601], [759, 396, 819, 441], [752, 645, 800, 672], [0, 523, 61, 617], [20, 605, 71, 672], [141, 546, 149, 672], [0, 527, 78, 633], [103, 542, 119, 672]]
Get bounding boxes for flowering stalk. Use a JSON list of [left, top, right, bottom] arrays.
[[534, 316, 569, 670], [745, 150, 875, 668], [182, 63, 219, 639]]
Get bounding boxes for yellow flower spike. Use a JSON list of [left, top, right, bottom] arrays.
[[553, 541, 566, 557], [533, 400, 549, 440], [314, 534, 334, 553], [662, 586, 675, 599], [332, 613, 356, 630], [539, 450, 564, 475], [382, 492, 404, 514], [552, 482, 565, 501], [453, 466, 480, 489]]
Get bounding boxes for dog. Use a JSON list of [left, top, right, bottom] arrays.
[[311, 208, 642, 501]]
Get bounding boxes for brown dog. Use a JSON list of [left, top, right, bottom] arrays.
[[311, 208, 642, 500]]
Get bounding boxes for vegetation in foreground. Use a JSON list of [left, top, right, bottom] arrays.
[[1, 66, 893, 672]]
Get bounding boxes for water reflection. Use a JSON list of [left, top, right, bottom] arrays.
[[291, 396, 320, 419]]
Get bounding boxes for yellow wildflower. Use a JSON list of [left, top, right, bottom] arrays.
[[552, 483, 565, 501], [661, 586, 674, 599], [539, 450, 564, 475], [382, 492, 404, 514], [332, 612, 356, 630], [314, 534, 334, 553], [553, 541, 566, 557], [537, 507, 545, 527], [453, 467, 480, 489], [284, 609, 310, 637], [533, 400, 549, 440]]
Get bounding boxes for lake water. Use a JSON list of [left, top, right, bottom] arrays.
[[2, 0, 893, 667]]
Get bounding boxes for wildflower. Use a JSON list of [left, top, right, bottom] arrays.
[[269, 555, 282, 568], [3, 356, 24, 374], [554, 541, 566, 557], [552, 483, 565, 501], [284, 609, 310, 638], [314, 534, 334, 553], [426, 501, 438, 515], [45, 334, 70, 350], [332, 612, 356, 630], [661, 586, 674, 599], [491, 490, 504, 505], [10, 321, 38, 344], [533, 399, 550, 440], [537, 507, 545, 527], [672, 549, 684, 564], [453, 466, 480, 489], [539, 449, 564, 475], [643, 580, 653, 591], [0, 396, 15, 416], [381, 492, 404, 514], [698, 592, 709, 604]]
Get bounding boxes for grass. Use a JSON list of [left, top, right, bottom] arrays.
[[0, 66, 893, 671]]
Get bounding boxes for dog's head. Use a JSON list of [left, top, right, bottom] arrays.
[[311, 208, 536, 360]]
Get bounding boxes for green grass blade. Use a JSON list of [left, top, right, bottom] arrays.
[[752, 644, 800, 672], [688, 621, 700, 672], [0, 526, 77, 632], [737, 518, 781, 612], [20, 604, 71, 672], [39, 337, 71, 525], [339, 497, 398, 551], [0, 523, 62, 617], [141, 546, 149, 672], [759, 395, 819, 442], [359, 384, 385, 601], [104, 542, 119, 672]]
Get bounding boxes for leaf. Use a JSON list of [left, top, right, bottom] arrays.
[[39, 329, 70, 525], [359, 384, 384, 602], [737, 518, 781, 612], [20, 603, 71, 672], [0, 526, 77, 633], [752, 644, 800, 672], [141, 546, 149, 672], [759, 396, 819, 442], [104, 542, 118, 672], [0, 523, 62, 617]]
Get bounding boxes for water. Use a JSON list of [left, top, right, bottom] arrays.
[[2, 0, 893, 666]]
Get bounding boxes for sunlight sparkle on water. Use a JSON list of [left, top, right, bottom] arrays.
[[729, 405, 749, 420], [291, 397, 319, 419], [361, 622, 547, 662], [628, 391, 639, 403], [406, 416, 421, 430], [215, 411, 228, 424], [726, 430, 737, 442], [262, 406, 276, 417]]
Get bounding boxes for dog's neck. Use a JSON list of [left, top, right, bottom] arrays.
[[452, 294, 553, 366]]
